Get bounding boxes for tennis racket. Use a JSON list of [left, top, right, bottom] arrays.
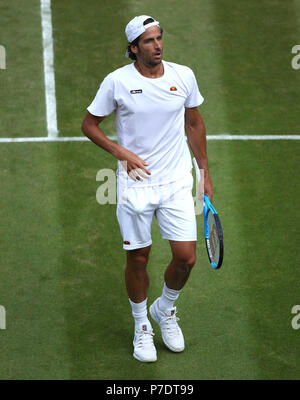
[[192, 157, 224, 269], [203, 194, 224, 269]]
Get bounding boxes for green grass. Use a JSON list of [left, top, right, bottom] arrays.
[[0, 0, 300, 380], [0, 0, 46, 137], [0, 141, 299, 379]]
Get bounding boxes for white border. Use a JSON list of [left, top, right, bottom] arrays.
[[41, 0, 58, 138], [0, 135, 300, 143]]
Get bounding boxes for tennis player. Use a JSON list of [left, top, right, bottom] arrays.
[[82, 15, 213, 362]]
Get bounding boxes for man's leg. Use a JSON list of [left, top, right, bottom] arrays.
[[126, 245, 157, 362], [164, 241, 196, 290], [125, 245, 151, 303], [157, 240, 196, 310], [150, 241, 196, 352]]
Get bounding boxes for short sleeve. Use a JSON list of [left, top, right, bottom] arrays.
[[184, 68, 204, 108], [87, 73, 116, 116]]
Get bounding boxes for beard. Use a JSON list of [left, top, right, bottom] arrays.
[[137, 48, 163, 67]]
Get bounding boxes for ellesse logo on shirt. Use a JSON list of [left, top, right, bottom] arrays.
[[170, 86, 177, 91], [130, 89, 143, 94]]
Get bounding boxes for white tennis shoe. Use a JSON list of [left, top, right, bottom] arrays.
[[150, 299, 185, 352], [133, 323, 157, 362]]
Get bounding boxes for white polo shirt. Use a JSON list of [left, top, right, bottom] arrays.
[[87, 60, 204, 186]]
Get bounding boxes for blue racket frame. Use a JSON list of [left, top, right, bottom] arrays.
[[203, 194, 224, 269]]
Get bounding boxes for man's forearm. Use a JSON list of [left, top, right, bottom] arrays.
[[82, 119, 124, 160], [186, 117, 209, 172], [185, 111, 213, 200]]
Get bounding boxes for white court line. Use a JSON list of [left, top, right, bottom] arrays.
[[0, 136, 109, 143], [41, 0, 58, 138], [206, 134, 300, 140], [1, 135, 300, 143]]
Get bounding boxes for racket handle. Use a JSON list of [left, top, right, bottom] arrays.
[[192, 157, 201, 183]]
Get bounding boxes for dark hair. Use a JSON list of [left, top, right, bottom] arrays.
[[127, 37, 140, 61], [126, 18, 163, 60]]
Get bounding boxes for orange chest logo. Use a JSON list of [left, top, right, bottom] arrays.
[[170, 86, 177, 91]]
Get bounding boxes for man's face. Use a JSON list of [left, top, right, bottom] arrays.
[[131, 26, 163, 66]]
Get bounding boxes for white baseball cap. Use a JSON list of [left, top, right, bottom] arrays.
[[125, 15, 160, 58]]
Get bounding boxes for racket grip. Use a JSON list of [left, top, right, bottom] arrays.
[[192, 157, 201, 183]]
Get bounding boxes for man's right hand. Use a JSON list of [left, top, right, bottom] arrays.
[[119, 148, 151, 182]]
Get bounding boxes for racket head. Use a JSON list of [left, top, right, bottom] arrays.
[[203, 195, 224, 269]]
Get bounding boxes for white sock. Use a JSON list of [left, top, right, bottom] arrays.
[[158, 283, 181, 311], [129, 298, 152, 331]]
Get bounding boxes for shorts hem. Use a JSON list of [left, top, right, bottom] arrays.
[[162, 235, 197, 242], [122, 240, 152, 250]]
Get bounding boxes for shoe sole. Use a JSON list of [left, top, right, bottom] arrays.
[[149, 303, 185, 353], [133, 347, 157, 363], [133, 352, 157, 362]]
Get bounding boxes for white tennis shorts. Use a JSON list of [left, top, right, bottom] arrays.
[[116, 172, 197, 250]]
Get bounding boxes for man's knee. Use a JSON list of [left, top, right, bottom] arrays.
[[174, 253, 196, 271], [170, 241, 196, 271], [126, 246, 151, 268]]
